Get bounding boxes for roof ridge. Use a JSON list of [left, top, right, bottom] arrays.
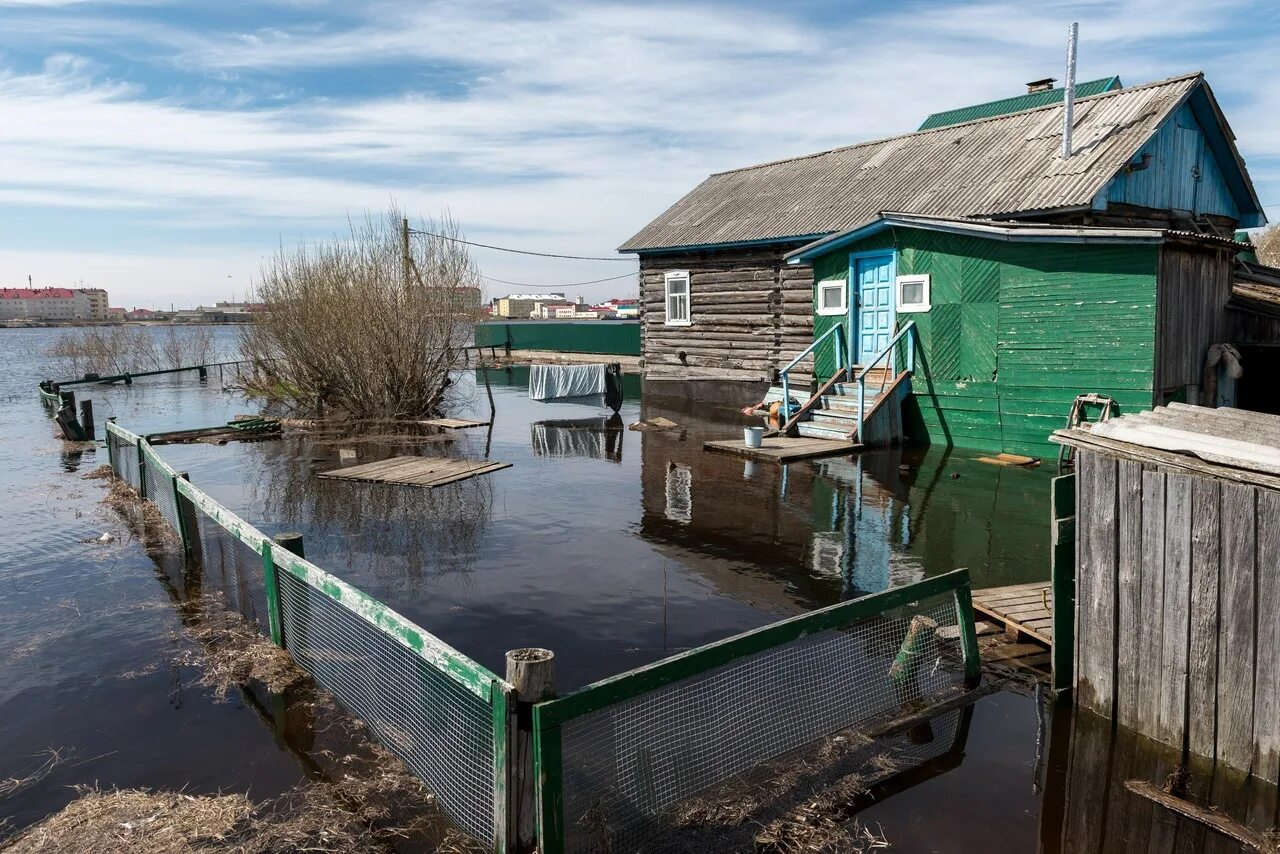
[[919, 75, 1120, 125], [708, 71, 1204, 178]]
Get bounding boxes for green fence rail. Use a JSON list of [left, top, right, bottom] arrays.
[[532, 568, 980, 853], [103, 421, 513, 850], [97, 411, 983, 853], [475, 321, 640, 356]]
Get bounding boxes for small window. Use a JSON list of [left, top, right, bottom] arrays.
[[817, 279, 847, 316], [896, 274, 931, 312], [664, 271, 690, 326]]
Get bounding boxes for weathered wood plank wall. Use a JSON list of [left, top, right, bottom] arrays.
[[1154, 242, 1234, 396], [1074, 446, 1280, 783], [638, 245, 814, 384]]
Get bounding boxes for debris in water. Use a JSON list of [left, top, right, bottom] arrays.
[[629, 417, 680, 432]]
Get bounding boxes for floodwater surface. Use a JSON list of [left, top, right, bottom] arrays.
[[3, 326, 1274, 852]]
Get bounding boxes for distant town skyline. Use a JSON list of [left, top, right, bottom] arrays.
[[1, 1, 1277, 307]]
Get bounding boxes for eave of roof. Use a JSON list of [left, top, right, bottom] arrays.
[[784, 212, 1240, 264]]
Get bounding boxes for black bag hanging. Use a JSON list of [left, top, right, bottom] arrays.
[[604, 363, 624, 413]]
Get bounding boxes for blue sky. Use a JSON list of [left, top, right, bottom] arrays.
[[1, 0, 1278, 307]]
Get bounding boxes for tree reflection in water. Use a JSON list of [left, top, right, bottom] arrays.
[[241, 431, 494, 594]]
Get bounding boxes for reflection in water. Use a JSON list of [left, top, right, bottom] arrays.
[[242, 437, 494, 589], [638, 388, 1054, 616], [530, 414, 625, 462], [1039, 704, 1280, 853]]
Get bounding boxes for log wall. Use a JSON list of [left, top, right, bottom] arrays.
[[1074, 446, 1280, 784], [638, 244, 814, 385]]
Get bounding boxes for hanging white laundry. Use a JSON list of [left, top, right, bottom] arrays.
[[528, 363, 607, 400]]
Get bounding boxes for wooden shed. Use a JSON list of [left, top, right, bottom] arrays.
[[1053, 404, 1280, 784]]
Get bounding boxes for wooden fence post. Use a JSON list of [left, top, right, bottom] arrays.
[[173, 472, 191, 558], [265, 533, 303, 648], [507, 648, 555, 854], [79, 398, 95, 440], [136, 439, 147, 498]]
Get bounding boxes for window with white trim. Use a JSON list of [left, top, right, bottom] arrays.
[[896, 274, 931, 312], [664, 271, 690, 326], [817, 278, 847, 316]]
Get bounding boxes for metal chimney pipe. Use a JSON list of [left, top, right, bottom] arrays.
[[1062, 22, 1078, 159]]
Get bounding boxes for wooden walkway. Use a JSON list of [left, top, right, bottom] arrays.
[[971, 582, 1053, 646], [703, 435, 861, 463], [418, 417, 488, 429], [319, 455, 510, 488]]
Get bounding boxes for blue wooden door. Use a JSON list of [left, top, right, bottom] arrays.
[[851, 253, 895, 367]]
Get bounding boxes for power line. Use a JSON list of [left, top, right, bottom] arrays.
[[409, 228, 634, 262], [480, 271, 637, 289]]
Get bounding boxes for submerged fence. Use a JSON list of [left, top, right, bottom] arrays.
[[97, 413, 980, 852], [105, 421, 512, 847]]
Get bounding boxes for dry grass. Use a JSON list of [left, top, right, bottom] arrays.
[[172, 593, 305, 700], [81, 464, 114, 480], [0, 750, 72, 800]]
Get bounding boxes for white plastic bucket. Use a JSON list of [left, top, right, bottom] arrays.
[[743, 426, 764, 449]]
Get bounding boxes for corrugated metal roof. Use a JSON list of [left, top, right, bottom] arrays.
[[917, 77, 1122, 130], [1054, 404, 1280, 480], [620, 73, 1204, 253]]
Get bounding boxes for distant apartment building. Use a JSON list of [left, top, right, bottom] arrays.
[[494, 293, 566, 318], [0, 287, 98, 322], [79, 287, 108, 320]]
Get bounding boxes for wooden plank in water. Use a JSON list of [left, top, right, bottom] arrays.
[[418, 417, 487, 429], [319, 455, 511, 488], [972, 581, 1053, 647], [703, 435, 861, 463]]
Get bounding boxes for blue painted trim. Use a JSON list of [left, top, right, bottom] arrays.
[[627, 232, 833, 256], [846, 249, 897, 370], [791, 221, 895, 264]]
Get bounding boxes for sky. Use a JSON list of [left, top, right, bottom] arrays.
[[1, 0, 1279, 308]]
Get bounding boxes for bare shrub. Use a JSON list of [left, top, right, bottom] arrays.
[[238, 207, 480, 420], [1255, 225, 1280, 267], [44, 326, 216, 377]]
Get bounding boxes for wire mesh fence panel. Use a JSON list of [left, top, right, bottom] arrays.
[[107, 428, 140, 490], [551, 588, 968, 853], [186, 502, 272, 636], [140, 445, 182, 532], [276, 569, 498, 843]]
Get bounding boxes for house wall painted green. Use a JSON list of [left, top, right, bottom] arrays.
[[809, 228, 1159, 458]]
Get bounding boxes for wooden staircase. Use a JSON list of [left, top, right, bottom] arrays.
[[763, 367, 909, 445]]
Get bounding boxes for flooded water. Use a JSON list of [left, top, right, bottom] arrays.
[[1, 326, 1274, 851]]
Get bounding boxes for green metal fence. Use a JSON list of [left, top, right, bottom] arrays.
[[475, 321, 641, 356], [102, 421, 513, 849], [98, 416, 981, 853], [532, 569, 980, 853]]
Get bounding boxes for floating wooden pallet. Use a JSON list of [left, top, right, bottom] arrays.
[[971, 581, 1053, 646], [703, 435, 862, 463], [319, 455, 510, 488], [418, 417, 488, 429]]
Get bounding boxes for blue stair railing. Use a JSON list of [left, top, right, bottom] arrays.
[[779, 323, 846, 422], [854, 321, 918, 438]]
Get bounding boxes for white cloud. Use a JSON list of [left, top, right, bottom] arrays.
[[0, 0, 1274, 305]]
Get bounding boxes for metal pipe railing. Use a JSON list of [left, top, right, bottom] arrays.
[[854, 321, 918, 438], [780, 323, 845, 419]]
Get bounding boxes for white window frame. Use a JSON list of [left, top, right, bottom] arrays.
[[664, 271, 691, 326], [896, 274, 931, 313], [816, 278, 848, 316]]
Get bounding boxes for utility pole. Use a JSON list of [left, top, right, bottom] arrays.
[[402, 217, 411, 287]]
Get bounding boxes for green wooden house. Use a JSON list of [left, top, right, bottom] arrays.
[[622, 71, 1280, 458], [785, 214, 1248, 458]]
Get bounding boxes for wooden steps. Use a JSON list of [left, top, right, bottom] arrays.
[[971, 582, 1053, 646], [703, 435, 862, 462]]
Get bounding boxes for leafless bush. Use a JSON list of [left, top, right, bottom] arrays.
[[44, 326, 216, 377], [238, 207, 480, 420], [1255, 225, 1280, 267]]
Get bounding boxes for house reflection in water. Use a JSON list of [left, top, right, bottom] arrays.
[[530, 414, 625, 463], [637, 388, 1052, 614]]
